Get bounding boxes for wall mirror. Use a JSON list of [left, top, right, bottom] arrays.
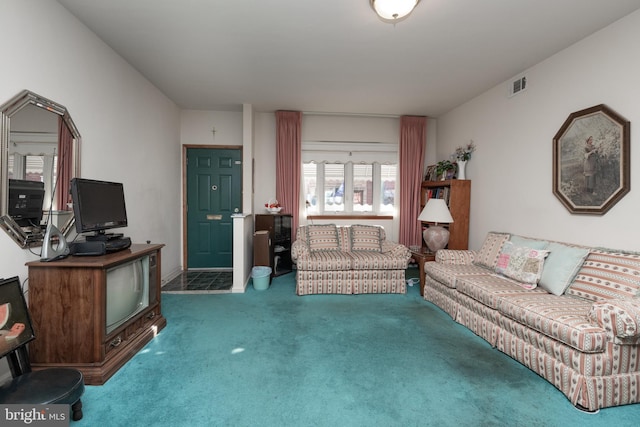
[[0, 90, 81, 248]]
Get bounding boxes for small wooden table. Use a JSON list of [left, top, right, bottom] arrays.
[[409, 247, 436, 296]]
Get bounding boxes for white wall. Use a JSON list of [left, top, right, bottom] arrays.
[[253, 112, 277, 211], [180, 110, 243, 146], [436, 10, 640, 252], [0, 1, 181, 283], [302, 114, 399, 143], [437, 12, 640, 250]]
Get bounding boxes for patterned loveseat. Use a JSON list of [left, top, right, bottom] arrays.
[[291, 224, 410, 295], [423, 231, 640, 411]]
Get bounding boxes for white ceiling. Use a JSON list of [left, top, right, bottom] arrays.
[[57, 0, 640, 116]]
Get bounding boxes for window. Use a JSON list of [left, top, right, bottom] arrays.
[[303, 149, 397, 216], [352, 164, 371, 212], [302, 141, 397, 216], [9, 153, 57, 210], [303, 162, 317, 209], [380, 164, 396, 213], [324, 163, 345, 212], [304, 161, 396, 215], [9, 153, 55, 184]]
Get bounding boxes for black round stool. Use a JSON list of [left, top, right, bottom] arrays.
[[0, 368, 85, 421]]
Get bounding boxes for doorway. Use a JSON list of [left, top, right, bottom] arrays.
[[183, 146, 242, 269]]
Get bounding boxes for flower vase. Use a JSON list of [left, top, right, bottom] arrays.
[[457, 160, 467, 180]]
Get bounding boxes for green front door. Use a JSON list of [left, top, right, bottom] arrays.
[[186, 148, 242, 268]]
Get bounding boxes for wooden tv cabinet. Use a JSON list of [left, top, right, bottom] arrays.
[[26, 244, 167, 385]]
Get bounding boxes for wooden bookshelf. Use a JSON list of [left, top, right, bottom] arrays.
[[420, 180, 471, 250]]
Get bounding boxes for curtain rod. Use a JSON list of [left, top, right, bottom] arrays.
[[302, 111, 400, 119]]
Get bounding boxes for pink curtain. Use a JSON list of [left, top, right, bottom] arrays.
[[275, 111, 302, 241], [57, 116, 74, 211], [398, 116, 426, 247]]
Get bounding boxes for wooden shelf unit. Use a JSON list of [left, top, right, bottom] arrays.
[[255, 214, 293, 277], [420, 180, 471, 250], [26, 244, 166, 385]]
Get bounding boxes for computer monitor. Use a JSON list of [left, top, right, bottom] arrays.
[[70, 178, 128, 238], [8, 179, 45, 228]]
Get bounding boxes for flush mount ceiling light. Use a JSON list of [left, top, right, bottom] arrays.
[[370, 0, 421, 23]]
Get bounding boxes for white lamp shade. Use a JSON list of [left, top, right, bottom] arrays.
[[370, 0, 421, 22], [418, 198, 454, 224]]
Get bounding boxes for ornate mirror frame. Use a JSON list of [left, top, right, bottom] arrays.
[[0, 90, 81, 247]]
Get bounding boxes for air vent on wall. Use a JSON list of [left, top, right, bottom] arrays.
[[508, 75, 527, 97]]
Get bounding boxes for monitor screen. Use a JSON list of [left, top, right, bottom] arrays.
[[70, 178, 128, 235], [8, 179, 45, 227]]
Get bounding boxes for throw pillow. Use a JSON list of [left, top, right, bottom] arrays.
[[566, 250, 640, 301], [495, 241, 550, 287], [538, 243, 589, 296], [350, 224, 382, 252], [306, 224, 340, 253], [509, 235, 550, 250], [473, 232, 510, 269]]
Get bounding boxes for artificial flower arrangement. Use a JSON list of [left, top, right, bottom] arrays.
[[265, 199, 282, 213], [452, 140, 476, 162]]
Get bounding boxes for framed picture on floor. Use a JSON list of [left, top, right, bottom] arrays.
[[552, 104, 630, 215], [0, 276, 35, 358]]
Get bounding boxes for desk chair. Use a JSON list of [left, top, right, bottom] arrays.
[[0, 276, 84, 421]]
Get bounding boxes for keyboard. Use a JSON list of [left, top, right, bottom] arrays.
[[105, 237, 132, 253]]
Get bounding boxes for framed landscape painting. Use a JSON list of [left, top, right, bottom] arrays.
[[552, 104, 630, 215]]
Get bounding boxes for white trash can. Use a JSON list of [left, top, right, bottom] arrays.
[[251, 266, 272, 291]]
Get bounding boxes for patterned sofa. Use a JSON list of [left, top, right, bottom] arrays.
[[423, 231, 640, 411], [291, 224, 410, 295]]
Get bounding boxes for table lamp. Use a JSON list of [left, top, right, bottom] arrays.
[[417, 198, 454, 252]]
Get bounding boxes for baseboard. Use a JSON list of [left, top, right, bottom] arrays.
[[232, 276, 250, 293], [161, 266, 183, 287]]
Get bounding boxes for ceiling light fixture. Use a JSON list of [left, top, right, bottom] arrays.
[[370, 0, 421, 23]]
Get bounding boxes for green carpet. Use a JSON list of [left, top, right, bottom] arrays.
[[80, 268, 639, 426]]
